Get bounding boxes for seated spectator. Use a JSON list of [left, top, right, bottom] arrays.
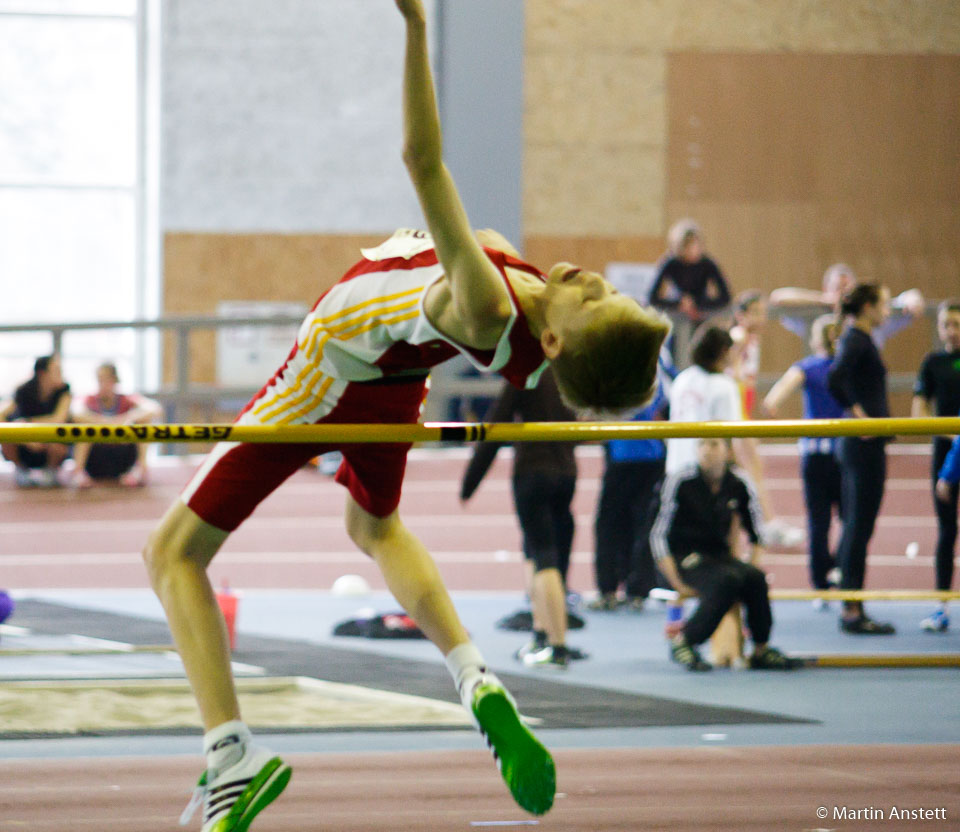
[[650, 437, 799, 672], [770, 262, 924, 348], [0, 354, 72, 487], [71, 362, 163, 488]]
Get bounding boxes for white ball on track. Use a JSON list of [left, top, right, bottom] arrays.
[[332, 574, 372, 596]]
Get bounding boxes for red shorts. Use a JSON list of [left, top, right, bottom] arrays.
[[181, 376, 427, 532]]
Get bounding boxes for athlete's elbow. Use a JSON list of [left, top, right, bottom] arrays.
[[401, 143, 440, 180]]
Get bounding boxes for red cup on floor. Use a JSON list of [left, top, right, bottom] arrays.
[[216, 583, 238, 651]]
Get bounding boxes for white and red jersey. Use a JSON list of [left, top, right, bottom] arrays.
[[239, 229, 549, 427], [182, 230, 551, 528]]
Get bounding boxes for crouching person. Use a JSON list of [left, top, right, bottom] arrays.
[[649, 436, 800, 671]]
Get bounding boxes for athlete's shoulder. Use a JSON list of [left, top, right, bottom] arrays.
[[360, 228, 436, 262]]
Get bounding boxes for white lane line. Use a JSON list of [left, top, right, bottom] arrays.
[[0, 512, 938, 535], [0, 551, 944, 567]]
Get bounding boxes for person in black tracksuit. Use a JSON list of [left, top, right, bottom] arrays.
[[827, 283, 896, 635], [649, 436, 798, 671], [461, 368, 577, 667], [911, 299, 960, 632]]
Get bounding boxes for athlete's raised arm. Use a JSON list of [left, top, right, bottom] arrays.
[[394, 0, 509, 342]]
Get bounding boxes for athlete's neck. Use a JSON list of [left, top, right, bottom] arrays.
[[504, 271, 548, 338]]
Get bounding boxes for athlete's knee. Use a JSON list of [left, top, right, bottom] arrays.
[[142, 504, 224, 583], [345, 499, 402, 554]]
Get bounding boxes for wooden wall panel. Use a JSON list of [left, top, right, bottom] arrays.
[[162, 232, 387, 384], [524, 235, 665, 277], [666, 53, 960, 388]]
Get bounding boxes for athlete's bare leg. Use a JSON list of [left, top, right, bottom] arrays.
[[345, 496, 469, 653], [143, 501, 237, 730], [531, 567, 567, 647]]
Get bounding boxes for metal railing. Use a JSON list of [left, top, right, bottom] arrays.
[[0, 303, 942, 439]]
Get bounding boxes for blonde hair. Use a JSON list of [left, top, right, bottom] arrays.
[[551, 306, 671, 415], [810, 313, 840, 357], [667, 218, 702, 256]]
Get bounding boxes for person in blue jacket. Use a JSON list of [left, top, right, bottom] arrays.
[[933, 427, 960, 631]]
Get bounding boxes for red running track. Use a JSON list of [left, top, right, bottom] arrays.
[[2, 745, 958, 831], [0, 448, 947, 592]]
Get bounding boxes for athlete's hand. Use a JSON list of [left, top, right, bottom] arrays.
[[935, 478, 954, 503], [394, 0, 426, 23]]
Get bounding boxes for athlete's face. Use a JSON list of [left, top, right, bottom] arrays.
[[40, 356, 63, 391], [96, 367, 118, 397], [678, 237, 703, 264], [824, 269, 857, 301], [737, 298, 768, 333], [938, 309, 960, 351], [697, 437, 730, 480], [540, 263, 643, 357]]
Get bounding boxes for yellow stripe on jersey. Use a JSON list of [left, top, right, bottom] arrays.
[[252, 292, 422, 418], [255, 306, 423, 424], [301, 285, 424, 360], [277, 375, 337, 426]]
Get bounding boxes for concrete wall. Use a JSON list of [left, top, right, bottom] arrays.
[[524, 0, 960, 240], [159, 0, 960, 399], [162, 0, 427, 232]]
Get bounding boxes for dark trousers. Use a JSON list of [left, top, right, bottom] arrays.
[[678, 555, 772, 646], [593, 458, 665, 597], [932, 438, 959, 591], [512, 472, 576, 577], [835, 437, 887, 591], [86, 443, 138, 479], [801, 452, 842, 588]]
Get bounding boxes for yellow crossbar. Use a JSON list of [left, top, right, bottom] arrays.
[[798, 654, 960, 668], [1, 417, 959, 444]]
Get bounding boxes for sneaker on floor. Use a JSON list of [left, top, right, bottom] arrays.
[[521, 645, 569, 670], [920, 610, 950, 633], [468, 680, 556, 815], [839, 615, 896, 635], [180, 745, 292, 832], [565, 645, 590, 661], [514, 635, 547, 661], [120, 467, 147, 487], [670, 639, 712, 672], [749, 645, 803, 670], [624, 597, 645, 613], [762, 518, 805, 548], [32, 467, 60, 488], [13, 467, 35, 488], [73, 470, 95, 490], [586, 593, 619, 611]]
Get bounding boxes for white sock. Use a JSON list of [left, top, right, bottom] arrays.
[[444, 642, 490, 706], [203, 720, 251, 775]]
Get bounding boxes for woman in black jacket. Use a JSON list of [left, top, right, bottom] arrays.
[[827, 283, 896, 635]]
